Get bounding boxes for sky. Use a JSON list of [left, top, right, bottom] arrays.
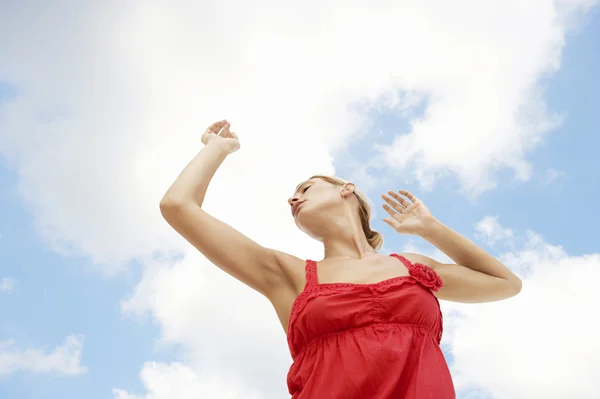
[[0, 1, 599, 399]]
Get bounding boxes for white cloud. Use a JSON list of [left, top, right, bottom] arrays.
[[0, 277, 16, 293], [1, 0, 597, 271], [112, 362, 261, 399], [120, 253, 300, 397], [0, 1, 598, 398], [374, 1, 596, 194], [474, 216, 515, 249], [0, 334, 87, 377], [442, 220, 600, 399]]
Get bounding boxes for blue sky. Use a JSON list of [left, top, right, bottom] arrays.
[[341, 10, 600, 257], [1, 3, 599, 399], [0, 167, 156, 397]]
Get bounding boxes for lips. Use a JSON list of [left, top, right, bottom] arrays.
[[291, 201, 305, 217]]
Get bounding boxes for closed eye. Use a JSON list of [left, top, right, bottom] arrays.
[[302, 185, 311, 193]]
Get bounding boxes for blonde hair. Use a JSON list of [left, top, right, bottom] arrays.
[[308, 175, 383, 251]]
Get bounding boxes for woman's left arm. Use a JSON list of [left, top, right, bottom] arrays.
[[382, 190, 522, 303], [404, 218, 521, 303]]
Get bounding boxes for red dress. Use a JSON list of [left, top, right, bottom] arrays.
[[286, 254, 455, 399]]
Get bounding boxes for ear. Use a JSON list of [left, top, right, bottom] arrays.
[[340, 182, 356, 198]]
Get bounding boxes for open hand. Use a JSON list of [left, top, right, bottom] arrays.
[[201, 119, 240, 154], [381, 190, 435, 236]]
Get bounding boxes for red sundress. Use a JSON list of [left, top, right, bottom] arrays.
[[286, 254, 455, 399]]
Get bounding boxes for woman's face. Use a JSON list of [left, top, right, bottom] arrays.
[[288, 178, 355, 237]]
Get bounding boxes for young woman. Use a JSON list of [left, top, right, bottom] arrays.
[[160, 119, 522, 399]]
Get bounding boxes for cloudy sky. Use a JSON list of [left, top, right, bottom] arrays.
[[1, 1, 599, 398]]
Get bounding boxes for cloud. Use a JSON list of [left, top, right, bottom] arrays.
[[112, 362, 261, 399], [373, 1, 597, 195], [0, 277, 16, 293], [474, 216, 515, 249], [442, 219, 600, 399], [121, 218, 600, 399], [1, 0, 597, 271], [0, 334, 87, 377], [120, 254, 299, 397], [0, 1, 597, 398]]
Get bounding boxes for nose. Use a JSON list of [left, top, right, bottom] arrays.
[[288, 196, 300, 206]]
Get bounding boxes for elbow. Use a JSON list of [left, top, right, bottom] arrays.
[[159, 196, 187, 218], [514, 276, 523, 295], [507, 275, 522, 298], [159, 196, 202, 222], [160, 196, 177, 211]]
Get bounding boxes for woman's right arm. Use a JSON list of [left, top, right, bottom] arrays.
[[159, 120, 297, 298]]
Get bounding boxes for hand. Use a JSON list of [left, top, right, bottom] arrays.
[[201, 119, 240, 154], [381, 190, 436, 236]]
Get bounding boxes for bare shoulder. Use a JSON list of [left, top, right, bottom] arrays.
[[398, 251, 521, 303], [397, 252, 443, 269]]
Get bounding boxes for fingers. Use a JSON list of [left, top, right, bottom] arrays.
[[207, 119, 228, 133], [397, 189, 419, 203], [205, 119, 238, 143], [381, 193, 405, 214], [382, 217, 402, 230], [382, 189, 420, 233], [389, 190, 415, 207], [382, 189, 420, 217], [382, 202, 401, 217], [218, 122, 231, 137]]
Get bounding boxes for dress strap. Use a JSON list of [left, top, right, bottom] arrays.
[[389, 253, 444, 292], [390, 253, 414, 270], [304, 260, 319, 289]]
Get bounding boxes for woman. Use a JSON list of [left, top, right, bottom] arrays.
[[160, 119, 522, 399]]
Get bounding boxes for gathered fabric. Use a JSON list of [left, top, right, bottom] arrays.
[[286, 254, 455, 399]]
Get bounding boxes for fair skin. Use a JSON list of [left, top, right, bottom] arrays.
[[160, 119, 522, 331]]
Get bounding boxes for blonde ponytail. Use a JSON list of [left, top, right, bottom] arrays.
[[366, 229, 384, 251]]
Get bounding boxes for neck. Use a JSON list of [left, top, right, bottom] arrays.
[[321, 214, 376, 260]]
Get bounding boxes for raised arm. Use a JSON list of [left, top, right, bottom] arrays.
[[382, 189, 522, 303], [160, 120, 297, 298]]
